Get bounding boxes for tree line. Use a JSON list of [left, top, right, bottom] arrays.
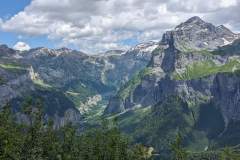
[[0, 97, 239, 160], [0, 98, 153, 160]]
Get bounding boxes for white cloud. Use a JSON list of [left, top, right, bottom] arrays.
[[13, 41, 31, 51], [220, 0, 237, 8], [0, 0, 239, 53]]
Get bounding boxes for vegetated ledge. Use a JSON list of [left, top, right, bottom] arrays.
[[0, 63, 27, 73], [117, 67, 154, 100], [172, 59, 240, 81]]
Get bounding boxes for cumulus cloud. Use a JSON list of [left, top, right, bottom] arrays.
[[13, 41, 31, 51], [0, 0, 239, 53]]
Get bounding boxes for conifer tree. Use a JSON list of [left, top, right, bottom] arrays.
[[171, 133, 188, 160], [220, 147, 240, 160], [0, 103, 22, 160]]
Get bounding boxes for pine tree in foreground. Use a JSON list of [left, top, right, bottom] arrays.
[[0, 98, 152, 160]]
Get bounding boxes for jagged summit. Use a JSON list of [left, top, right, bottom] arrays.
[[23, 46, 87, 59], [128, 41, 159, 54], [216, 25, 238, 39], [185, 16, 204, 23], [175, 16, 208, 30], [0, 44, 16, 56], [162, 16, 239, 50], [0, 44, 9, 49], [217, 25, 234, 33]]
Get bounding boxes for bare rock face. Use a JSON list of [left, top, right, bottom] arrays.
[[0, 74, 34, 104], [53, 108, 82, 129], [104, 17, 240, 156], [212, 73, 240, 123], [105, 16, 240, 131], [162, 16, 239, 50]]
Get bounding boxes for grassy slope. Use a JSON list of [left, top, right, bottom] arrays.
[[0, 63, 26, 73], [128, 96, 196, 159], [32, 79, 52, 89], [117, 67, 154, 99], [64, 81, 107, 119], [110, 96, 234, 159], [65, 82, 97, 106], [0, 62, 27, 85], [173, 59, 240, 80]]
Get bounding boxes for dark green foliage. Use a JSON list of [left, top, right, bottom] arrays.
[[131, 96, 194, 159], [216, 121, 240, 147], [0, 103, 23, 160], [1, 97, 239, 160], [171, 133, 188, 160], [112, 95, 240, 159], [0, 100, 151, 160], [220, 147, 240, 160], [187, 151, 220, 160], [186, 146, 240, 160], [196, 102, 225, 138], [11, 90, 77, 117]]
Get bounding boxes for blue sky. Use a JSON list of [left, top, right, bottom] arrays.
[[0, 0, 30, 18], [0, 0, 55, 49], [0, 0, 29, 46], [0, 0, 239, 53]]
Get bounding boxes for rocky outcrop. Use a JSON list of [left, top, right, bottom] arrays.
[[162, 16, 239, 50], [212, 73, 240, 124], [105, 16, 240, 128], [104, 17, 240, 156]]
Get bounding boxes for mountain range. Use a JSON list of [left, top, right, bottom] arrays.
[[105, 16, 240, 158], [0, 37, 158, 127], [1, 16, 240, 158]]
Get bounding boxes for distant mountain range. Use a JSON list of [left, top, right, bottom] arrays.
[[0, 37, 157, 128], [1, 16, 240, 158]]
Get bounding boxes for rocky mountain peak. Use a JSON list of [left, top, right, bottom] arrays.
[[0, 44, 10, 49], [162, 16, 239, 50], [175, 16, 208, 30], [185, 16, 204, 23], [217, 25, 234, 34], [25, 47, 86, 59], [56, 47, 73, 52], [0, 44, 16, 56], [128, 41, 159, 55]]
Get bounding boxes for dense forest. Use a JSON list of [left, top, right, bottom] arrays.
[[0, 98, 154, 160], [0, 98, 240, 160]]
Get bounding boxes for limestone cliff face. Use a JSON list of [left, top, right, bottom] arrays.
[[212, 73, 240, 123], [0, 45, 82, 128], [0, 74, 33, 105], [104, 17, 240, 156], [105, 17, 240, 128]]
